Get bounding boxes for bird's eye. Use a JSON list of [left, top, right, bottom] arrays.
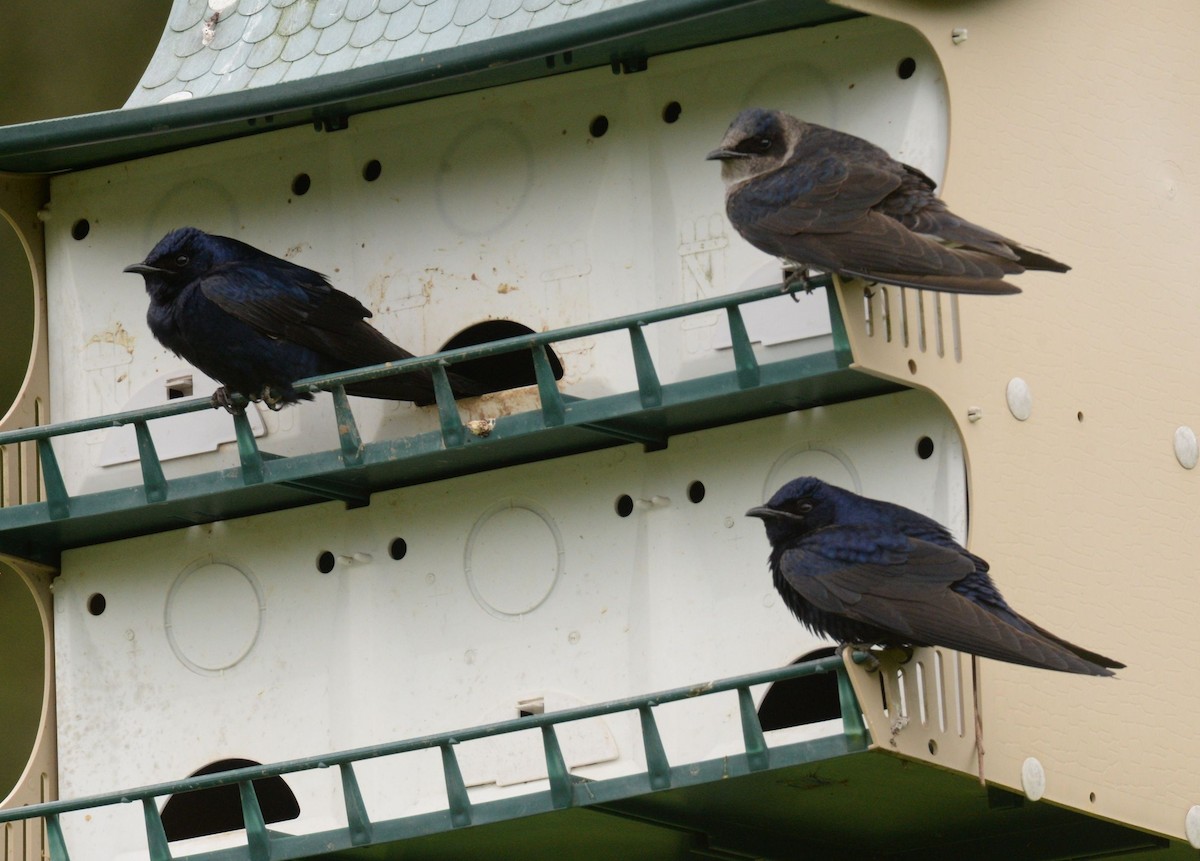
[[796, 501, 814, 513], [175, 254, 190, 266], [757, 137, 772, 150]]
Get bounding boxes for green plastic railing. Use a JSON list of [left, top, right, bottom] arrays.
[[0, 276, 845, 524], [0, 654, 869, 861]]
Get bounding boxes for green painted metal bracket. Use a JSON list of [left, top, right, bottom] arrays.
[[238, 780, 272, 861], [724, 305, 761, 389], [440, 744, 473, 828], [638, 706, 672, 791], [233, 411, 265, 486], [430, 365, 466, 449], [35, 438, 69, 520], [737, 687, 769, 772], [628, 326, 663, 409], [541, 725, 574, 810], [532, 344, 566, 427]]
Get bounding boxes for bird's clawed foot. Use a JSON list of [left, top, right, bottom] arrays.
[[839, 642, 881, 673], [211, 387, 246, 415], [258, 386, 287, 411], [782, 263, 826, 300]]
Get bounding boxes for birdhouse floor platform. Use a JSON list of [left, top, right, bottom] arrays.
[[0, 279, 900, 566]]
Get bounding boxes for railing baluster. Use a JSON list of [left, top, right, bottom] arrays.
[[133, 421, 168, 503], [141, 797, 172, 861], [429, 365, 466, 448], [330, 385, 364, 467], [724, 305, 760, 389], [627, 326, 662, 408], [637, 706, 671, 790], [35, 438, 70, 520], [837, 663, 869, 748], [531, 345, 565, 427], [237, 780, 271, 861], [46, 813, 70, 861], [737, 687, 769, 771], [339, 762, 374, 845], [439, 743, 472, 827], [540, 724, 573, 809], [232, 411, 265, 485]]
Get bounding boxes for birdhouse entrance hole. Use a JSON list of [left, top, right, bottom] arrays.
[[159, 758, 300, 842], [757, 648, 842, 730], [438, 320, 563, 394]]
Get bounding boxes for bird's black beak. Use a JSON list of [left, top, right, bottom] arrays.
[[123, 262, 167, 276], [706, 148, 750, 162], [745, 506, 803, 523]]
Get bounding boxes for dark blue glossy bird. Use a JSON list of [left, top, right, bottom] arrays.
[[708, 109, 1070, 294], [125, 227, 485, 411], [747, 477, 1122, 676]]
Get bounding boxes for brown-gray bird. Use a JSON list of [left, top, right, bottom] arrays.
[[707, 108, 1069, 294]]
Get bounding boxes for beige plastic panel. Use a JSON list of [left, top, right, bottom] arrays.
[[0, 175, 50, 508], [832, 0, 1199, 847]]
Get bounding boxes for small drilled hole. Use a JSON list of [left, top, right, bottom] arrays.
[[907, 359, 918, 375], [362, 159, 382, 182], [87, 593, 106, 616], [1089, 792, 1096, 803], [71, 219, 90, 240], [589, 115, 609, 138], [389, 538, 407, 560], [927, 739, 938, 755], [615, 494, 634, 517], [661, 101, 682, 124], [316, 550, 335, 573], [1077, 411, 1084, 422], [292, 173, 312, 196], [916, 436, 935, 460], [897, 57, 917, 79], [687, 480, 705, 503]]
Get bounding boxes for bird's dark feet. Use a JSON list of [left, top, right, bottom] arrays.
[[211, 387, 246, 415], [258, 386, 287, 411], [782, 263, 821, 300], [839, 642, 881, 673]]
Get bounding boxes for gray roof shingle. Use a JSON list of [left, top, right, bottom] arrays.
[[126, 0, 644, 107]]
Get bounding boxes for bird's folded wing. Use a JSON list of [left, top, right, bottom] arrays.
[[728, 156, 901, 235], [781, 533, 1112, 673]]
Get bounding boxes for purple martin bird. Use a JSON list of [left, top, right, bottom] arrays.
[[747, 477, 1122, 676], [125, 227, 486, 411], [708, 108, 1070, 294]]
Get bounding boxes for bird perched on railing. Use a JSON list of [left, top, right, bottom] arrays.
[[708, 108, 1069, 294], [747, 477, 1123, 676], [125, 227, 486, 412]]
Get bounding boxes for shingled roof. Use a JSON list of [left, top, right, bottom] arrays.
[[127, 0, 638, 107]]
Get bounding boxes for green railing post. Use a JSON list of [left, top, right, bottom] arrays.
[[540, 724, 573, 809], [232, 411, 265, 486], [737, 687, 769, 772], [637, 706, 671, 790], [46, 813, 70, 861], [133, 421, 168, 504], [35, 438, 70, 520], [429, 365, 466, 448], [339, 762, 374, 845], [836, 664, 869, 749], [330, 385, 364, 467], [141, 797, 172, 861], [627, 326, 662, 409], [724, 304, 760, 389], [531, 344, 565, 427], [439, 743, 472, 827], [237, 780, 271, 861]]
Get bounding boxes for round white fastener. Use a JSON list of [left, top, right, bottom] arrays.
[[1021, 757, 1045, 801], [1185, 805, 1200, 848], [1006, 378, 1032, 421], [1174, 426, 1198, 470]]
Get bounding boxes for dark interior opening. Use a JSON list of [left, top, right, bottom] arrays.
[[160, 758, 300, 842], [439, 320, 563, 394], [757, 647, 841, 730]]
